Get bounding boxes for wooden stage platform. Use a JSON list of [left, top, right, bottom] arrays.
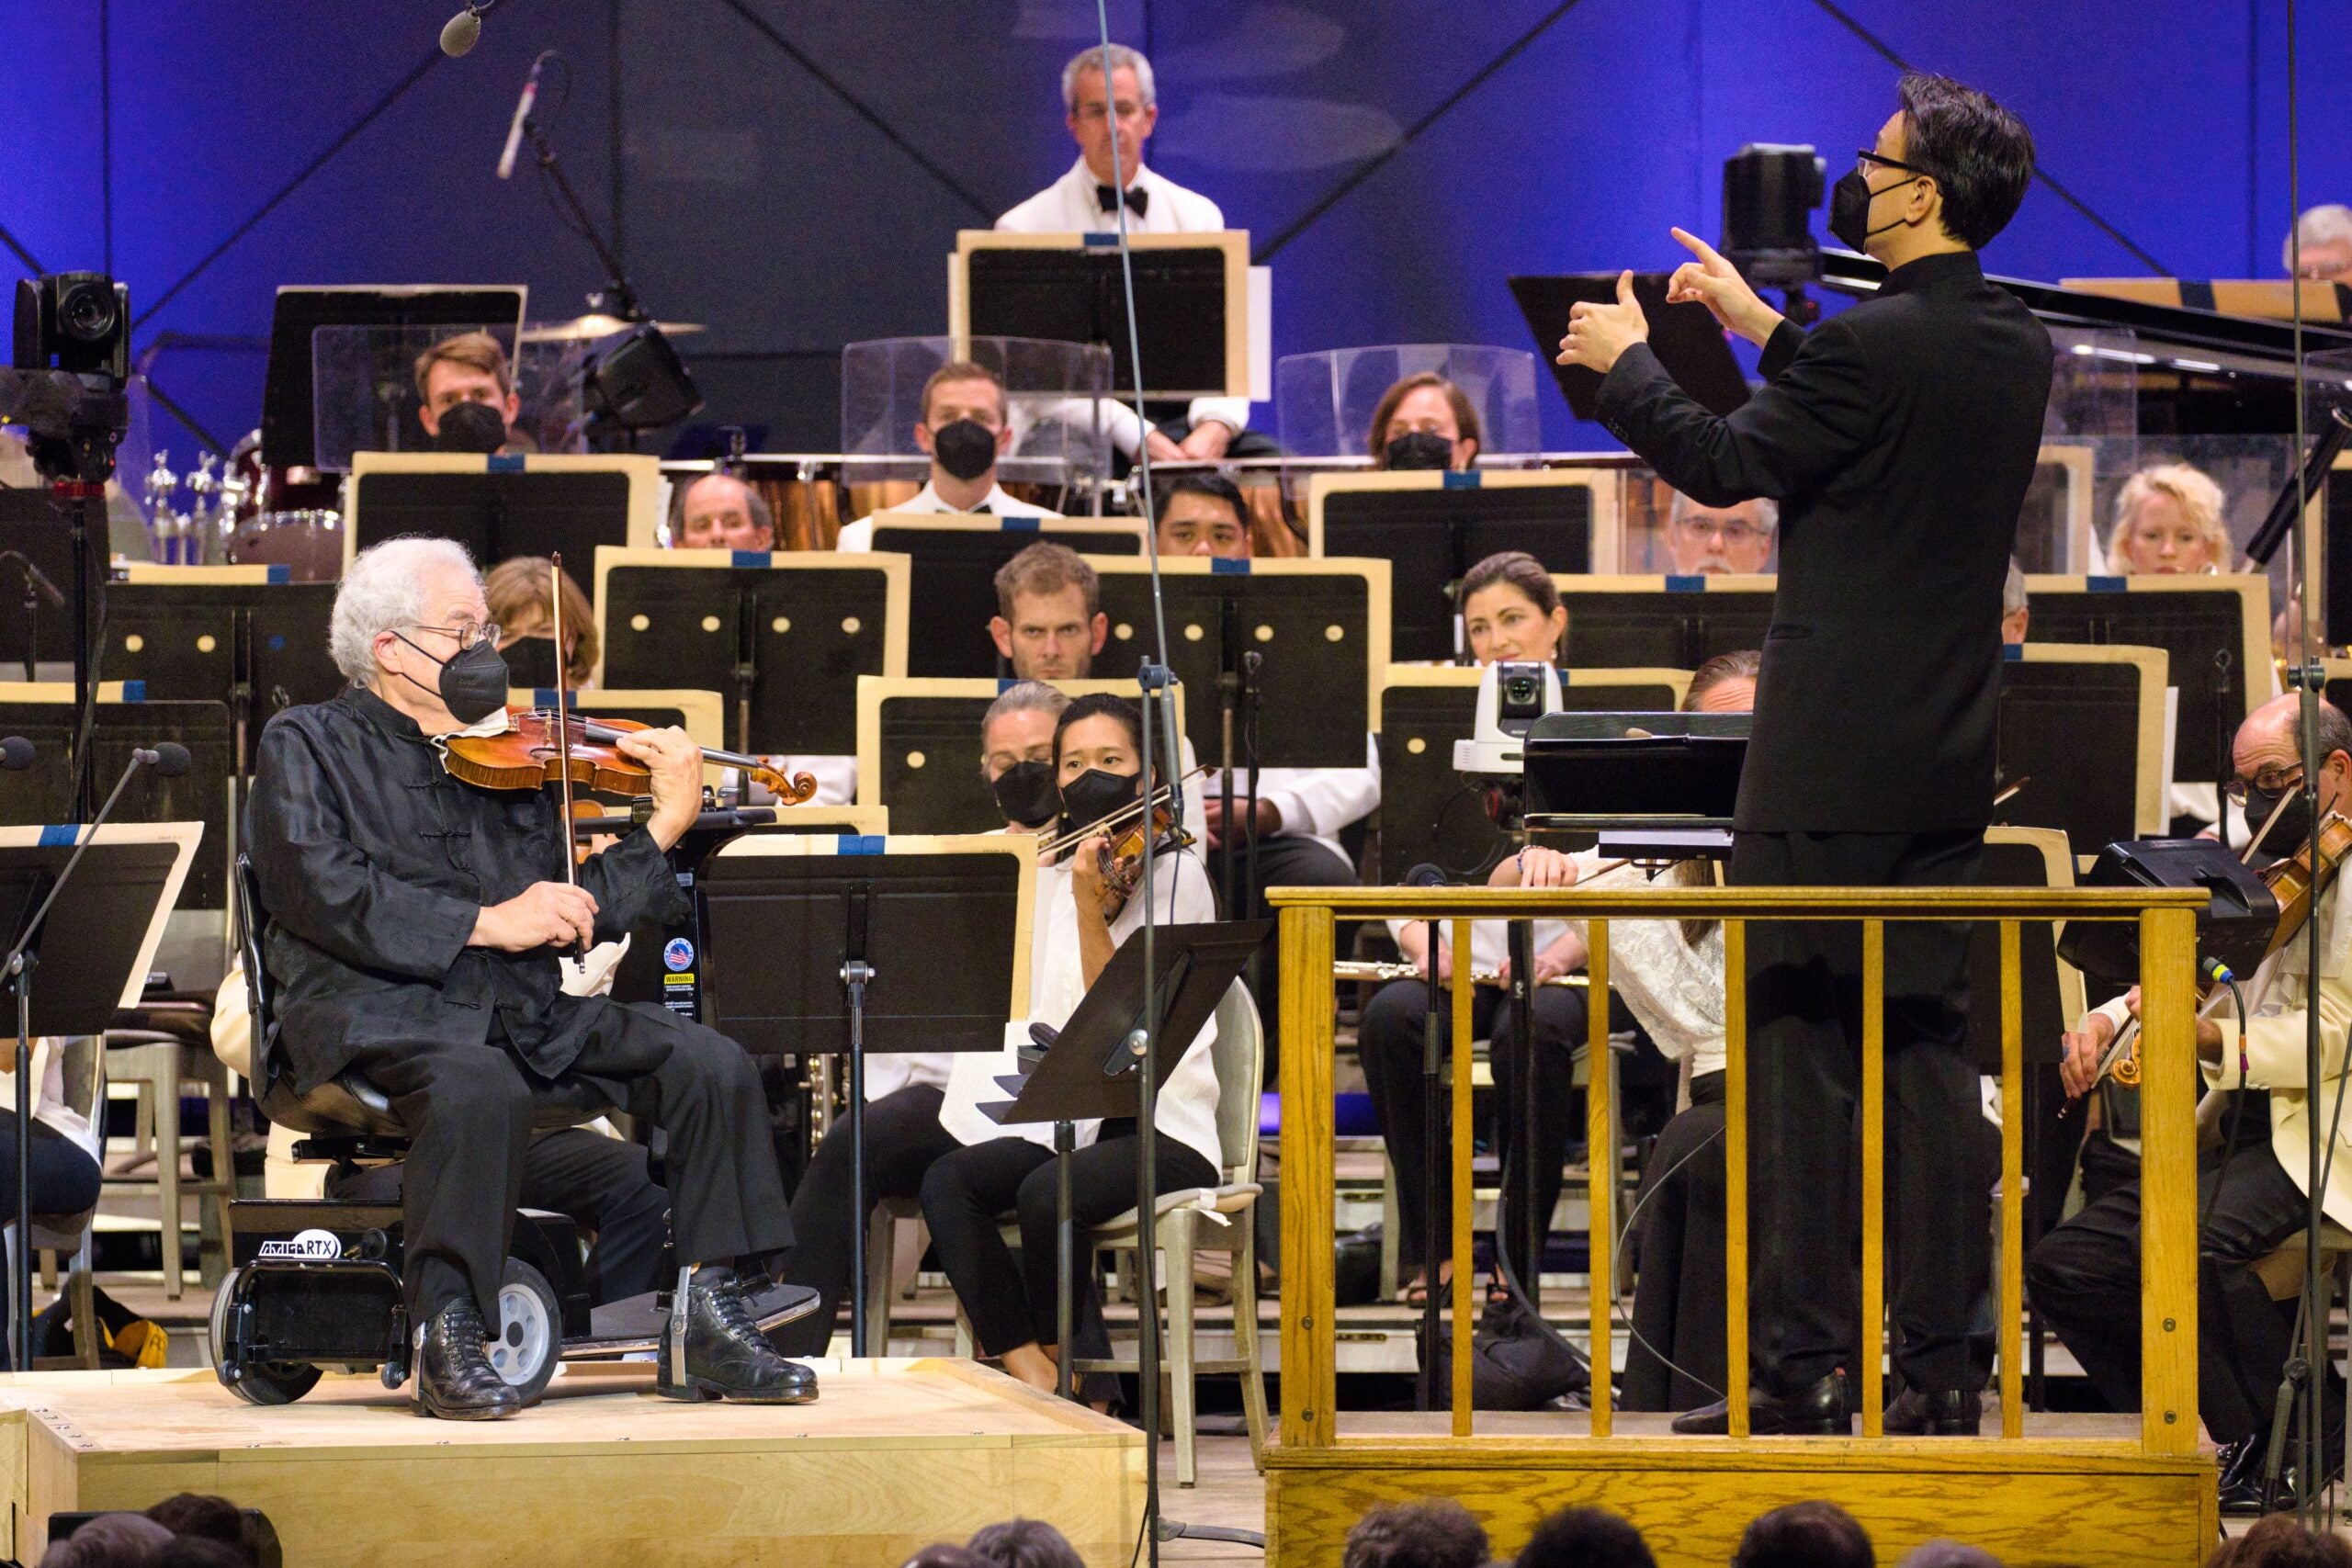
[[0, 1360, 1145, 1567]]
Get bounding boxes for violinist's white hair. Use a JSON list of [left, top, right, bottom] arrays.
[[330, 536, 481, 688]]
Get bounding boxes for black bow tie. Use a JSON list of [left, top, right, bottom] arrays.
[[1095, 182, 1148, 218]]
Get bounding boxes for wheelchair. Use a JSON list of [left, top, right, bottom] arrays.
[[213, 855, 818, 1408]]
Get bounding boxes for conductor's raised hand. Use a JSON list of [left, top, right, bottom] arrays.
[[473, 880, 600, 953], [616, 726, 704, 849], [1664, 227, 1786, 347], [1555, 270, 1648, 376]]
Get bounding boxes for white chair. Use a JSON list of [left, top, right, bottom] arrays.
[[863, 1193, 928, 1354], [1071, 980, 1272, 1487], [102, 1027, 236, 1299]]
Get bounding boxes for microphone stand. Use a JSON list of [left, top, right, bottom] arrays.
[[521, 108, 643, 330], [1, 749, 160, 1368]]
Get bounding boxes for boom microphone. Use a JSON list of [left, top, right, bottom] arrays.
[[134, 743, 191, 778], [496, 53, 545, 180], [0, 738, 31, 772], [440, 5, 483, 57]]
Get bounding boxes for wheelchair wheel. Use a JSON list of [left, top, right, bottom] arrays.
[[487, 1258, 560, 1405], [209, 1269, 324, 1406]]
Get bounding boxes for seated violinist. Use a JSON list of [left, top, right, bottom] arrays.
[[2028, 694, 2352, 1511], [771, 682, 1071, 1355], [246, 536, 816, 1420], [921, 694, 1223, 1403]]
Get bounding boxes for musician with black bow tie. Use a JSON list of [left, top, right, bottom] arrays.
[[995, 42, 1253, 465]]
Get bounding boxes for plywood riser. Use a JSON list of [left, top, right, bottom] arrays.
[[1266, 1442, 2218, 1568]]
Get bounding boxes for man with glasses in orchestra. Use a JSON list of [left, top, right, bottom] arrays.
[[2030, 694, 2352, 1513], [1557, 71, 2049, 1437], [245, 536, 817, 1420], [1664, 493, 1777, 576]]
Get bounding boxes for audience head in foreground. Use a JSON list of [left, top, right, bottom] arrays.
[[2204, 1513, 2352, 1568], [967, 1516, 1085, 1568], [1340, 1498, 1490, 1568], [1517, 1506, 1657, 1568], [1732, 1500, 1875, 1568]]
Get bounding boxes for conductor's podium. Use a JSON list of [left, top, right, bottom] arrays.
[[1269, 882, 2218, 1568], [0, 1360, 1141, 1567]]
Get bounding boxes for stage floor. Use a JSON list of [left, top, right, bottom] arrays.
[[0, 1359, 1145, 1567]]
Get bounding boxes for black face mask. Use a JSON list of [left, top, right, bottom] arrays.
[[1827, 168, 1911, 254], [990, 759, 1060, 829], [1384, 430, 1454, 471], [2244, 783, 2314, 857], [501, 634, 560, 690], [430, 399, 508, 455], [1058, 767, 1138, 834], [395, 633, 511, 726], [930, 419, 999, 483]]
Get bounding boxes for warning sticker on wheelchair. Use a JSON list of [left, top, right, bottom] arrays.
[[257, 1228, 344, 1261], [663, 938, 695, 971]]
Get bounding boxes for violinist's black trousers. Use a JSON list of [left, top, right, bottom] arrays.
[[1733, 828, 1984, 1398], [348, 1004, 792, 1325], [2027, 1130, 2312, 1445]]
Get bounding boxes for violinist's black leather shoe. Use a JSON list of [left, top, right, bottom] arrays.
[[1883, 1387, 1983, 1436], [1671, 1371, 1849, 1436], [413, 1296, 523, 1421], [658, 1269, 820, 1404]]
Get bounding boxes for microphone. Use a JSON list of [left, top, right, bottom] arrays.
[[496, 55, 543, 180], [133, 743, 191, 779], [440, 4, 484, 56], [0, 738, 31, 772]]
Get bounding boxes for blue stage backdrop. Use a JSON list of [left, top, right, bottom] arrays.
[[1, 0, 2345, 457]]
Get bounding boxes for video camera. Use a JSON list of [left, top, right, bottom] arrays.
[[1454, 660, 1564, 778], [3, 271, 133, 484]]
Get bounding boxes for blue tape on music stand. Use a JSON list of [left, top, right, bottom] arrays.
[[1209, 557, 1251, 574], [1441, 471, 1482, 490], [266, 633, 286, 651], [1663, 575, 1707, 592], [732, 550, 773, 568], [266, 565, 290, 583], [487, 454, 526, 475], [2087, 576, 2128, 592], [119, 681, 146, 702], [1081, 231, 1120, 248], [532, 688, 560, 708], [836, 835, 886, 855], [1001, 517, 1041, 532], [37, 825, 75, 847], [2002, 643, 2024, 661]]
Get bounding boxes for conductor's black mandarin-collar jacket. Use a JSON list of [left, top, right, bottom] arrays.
[[1596, 250, 2054, 834], [246, 684, 687, 1091]]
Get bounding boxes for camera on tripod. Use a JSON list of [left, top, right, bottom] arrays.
[[4, 271, 133, 484]]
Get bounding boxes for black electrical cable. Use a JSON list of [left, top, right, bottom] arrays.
[[1611, 1118, 1730, 1404]]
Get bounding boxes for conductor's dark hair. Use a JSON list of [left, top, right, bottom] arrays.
[[1732, 1500, 1875, 1568], [1518, 1506, 1657, 1568], [1156, 472, 1250, 532], [1896, 71, 2035, 249], [1054, 692, 1142, 759], [1342, 1499, 1490, 1568], [967, 1517, 1085, 1568]]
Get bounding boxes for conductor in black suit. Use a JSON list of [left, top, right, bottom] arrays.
[[1557, 72, 2051, 1436]]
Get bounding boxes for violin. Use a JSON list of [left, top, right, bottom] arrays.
[[2081, 808, 2352, 1097], [1088, 798, 1194, 920], [442, 707, 819, 806]]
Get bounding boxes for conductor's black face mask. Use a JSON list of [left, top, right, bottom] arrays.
[[1829, 152, 1928, 254]]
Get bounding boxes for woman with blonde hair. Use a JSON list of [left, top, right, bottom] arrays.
[[2105, 462, 2232, 575]]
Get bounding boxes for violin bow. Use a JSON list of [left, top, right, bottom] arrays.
[[549, 553, 585, 959]]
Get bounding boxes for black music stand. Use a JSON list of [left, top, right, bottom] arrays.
[[98, 581, 339, 776], [1376, 674, 1687, 885], [981, 918, 1267, 1400], [347, 468, 633, 564], [867, 520, 1142, 681], [1510, 274, 1751, 423], [962, 244, 1239, 399], [692, 838, 1032, 1355], [1521, 711, 1751, 834], [868, 685, 1047, 839], [599, 557, 899, 756], [261, 286, 526, 469], [0, 490, 82, 680], [1318, 484, 1596, 663], [0, 833, 191, 1364], [0, 701, 232, 910], [1558, 581, 1778, 671], [2023, 580, 2258, 795], [1993, 649, 2154, 859]]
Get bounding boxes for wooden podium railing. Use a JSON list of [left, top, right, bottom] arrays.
[[1271, 884, 2209, 1459]]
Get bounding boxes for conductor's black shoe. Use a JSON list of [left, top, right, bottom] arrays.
[[659, 1270, 820, 1404], [1884, 1387, 1983, 1436], [2216, 1433, 2345, 1517], [1670, 1371, 1849, 1436], [413, 1297, 523, 1421]]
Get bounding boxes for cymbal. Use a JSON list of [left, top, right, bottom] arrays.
[[520, 313, 706, 344]]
